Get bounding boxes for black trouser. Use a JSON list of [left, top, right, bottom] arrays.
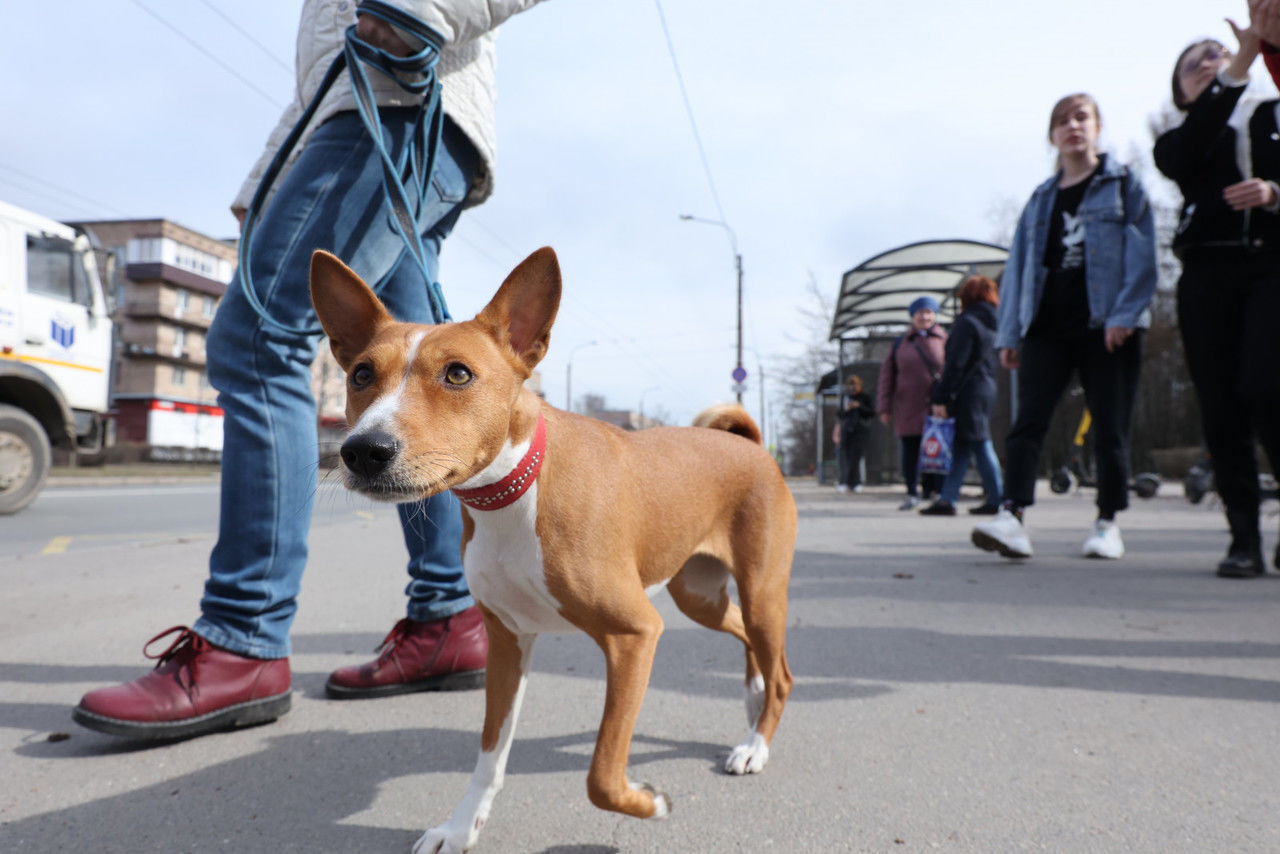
[[1003, 328, 1143, 516], [1178, 251, 1280, 544], [837, 432, 866, 487], [899, 435, 945, 497]]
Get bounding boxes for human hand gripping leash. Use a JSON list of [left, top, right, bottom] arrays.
[[237, 0, 451, 335]]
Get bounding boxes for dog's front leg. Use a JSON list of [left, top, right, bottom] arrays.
[[413, 610, 534, 854], [584, 603, 671, 819]]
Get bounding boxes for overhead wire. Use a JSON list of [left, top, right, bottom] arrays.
[[651, 0, 728, 226], [127, 0, 286, 110], [0, 165, 131, 217], [195, 0, 294, 74]]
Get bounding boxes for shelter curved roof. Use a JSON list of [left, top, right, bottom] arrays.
[[830, 239, 1008, 339]]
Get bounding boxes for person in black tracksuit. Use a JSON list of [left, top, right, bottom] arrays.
[[832, 374, 875, 491], [1154, 21, 1280, 578]]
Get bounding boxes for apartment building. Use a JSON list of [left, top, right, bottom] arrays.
[[74, 218, 347, 460]]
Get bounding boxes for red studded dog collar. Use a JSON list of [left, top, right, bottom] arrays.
[[452, 412, 546, 511]]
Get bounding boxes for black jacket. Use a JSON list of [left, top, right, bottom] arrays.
[[1154, 77, 1280, 256], [836, 391, 875, 439], [930, 301, 998, 442]]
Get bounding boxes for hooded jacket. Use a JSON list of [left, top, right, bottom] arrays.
[[930, 301, 998, 443], [232, 0, 545, 214]]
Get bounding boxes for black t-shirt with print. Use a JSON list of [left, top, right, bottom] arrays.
[[1030, 162, 1101, 339]]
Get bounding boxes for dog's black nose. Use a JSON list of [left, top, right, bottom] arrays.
[[341, 431, 399, 479]]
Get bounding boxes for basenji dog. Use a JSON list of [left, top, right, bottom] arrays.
[[310, 247, 797, 854]]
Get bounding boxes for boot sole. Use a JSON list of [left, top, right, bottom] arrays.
[[971, 528, 1031, 559], [324, 669, 485, 700], [1216, 563, 1265, 579], [72, 691, 291, 741]]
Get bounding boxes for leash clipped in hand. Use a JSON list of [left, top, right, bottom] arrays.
[[237, 0, 451, 336]]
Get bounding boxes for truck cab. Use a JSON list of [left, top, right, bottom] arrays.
[[0, 200, 115, 513]]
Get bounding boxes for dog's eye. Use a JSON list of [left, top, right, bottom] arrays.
[[351, 364, 375, 389], [444, 363, 473, 386]]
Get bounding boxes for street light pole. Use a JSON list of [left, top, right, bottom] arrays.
[[680, 214, 744, 404], [565, 340, 597, 412], [639, 385, 660, 426]]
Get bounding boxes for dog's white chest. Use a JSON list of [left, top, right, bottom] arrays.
[[463, 486, 575, 635]]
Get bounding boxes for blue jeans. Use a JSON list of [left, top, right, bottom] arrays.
[[938, 438, 1002, 505], [196, 110, 479, 659]]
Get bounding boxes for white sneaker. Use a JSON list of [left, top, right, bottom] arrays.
[[835, 484, 849, 493], [1083, 520, 1124, 559], [899, 496, 920, 510], [971, 508, 1033, 559], [852, 484, 863, 494]]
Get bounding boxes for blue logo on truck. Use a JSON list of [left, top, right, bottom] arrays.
[[51, 317, 76, 349]]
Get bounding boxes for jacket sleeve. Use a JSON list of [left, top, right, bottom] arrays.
[[1153, 74, 1246, 182], [995, 202, 1032, 350], [858, 392, 876, 421], [232, 100, 306, 214], [1110, 171, 1159, 329], [386, 0, 546, 47], [875, 344, 896, 416], [931, 321, 973, 405]]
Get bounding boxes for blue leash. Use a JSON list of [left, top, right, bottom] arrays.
[[237, 0, 451, 336]]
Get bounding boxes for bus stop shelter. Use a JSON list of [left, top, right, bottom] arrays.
[[819, 239, 1008, 485]]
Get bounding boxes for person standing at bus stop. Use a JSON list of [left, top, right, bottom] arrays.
[[876, 297, 948, 510], [73, 0, 546, 740]]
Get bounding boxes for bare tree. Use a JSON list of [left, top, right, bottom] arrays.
[[767, 273, 841, 475]]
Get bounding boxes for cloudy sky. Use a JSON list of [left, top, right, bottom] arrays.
[[0, 0, 1261, 430]]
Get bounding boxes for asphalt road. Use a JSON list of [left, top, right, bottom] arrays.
[[2, 479, 1279, 853], [0, 478, 371, 560]]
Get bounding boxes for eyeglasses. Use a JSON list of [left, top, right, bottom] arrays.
[[1180, 44, 1229, 78]]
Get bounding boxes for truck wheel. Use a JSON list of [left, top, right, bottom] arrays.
[[0, 404, 52, 515]]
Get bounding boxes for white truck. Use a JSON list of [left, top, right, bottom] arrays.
[[0, 200, 115, 514]]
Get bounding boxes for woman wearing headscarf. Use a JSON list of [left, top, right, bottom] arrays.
[[876, 296, 947, 509]]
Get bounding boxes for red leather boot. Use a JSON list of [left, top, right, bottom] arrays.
[[325, 606, 487, 698], [74, 626, 291, 740]]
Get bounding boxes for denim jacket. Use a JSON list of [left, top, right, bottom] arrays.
[[995, 155, 1158, 350]]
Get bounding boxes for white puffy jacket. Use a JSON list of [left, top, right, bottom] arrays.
[[232, 0, 544, 214]]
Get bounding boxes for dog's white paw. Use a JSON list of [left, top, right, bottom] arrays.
[[724, 731, 770, 775], [633, 781, 672, 819], [411, 825, 471, 854]]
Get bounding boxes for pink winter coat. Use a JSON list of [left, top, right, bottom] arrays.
[[875, 326, 948, 438]]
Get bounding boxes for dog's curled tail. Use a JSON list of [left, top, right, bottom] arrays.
[[692, 403, 762, 445]]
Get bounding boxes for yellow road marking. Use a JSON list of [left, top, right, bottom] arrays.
[[355, 511, 374, 520], [41, 536, 72, 555], [0, 352, 105, 374]]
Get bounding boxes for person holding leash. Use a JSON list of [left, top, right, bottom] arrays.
[[971, 93, 1158, 561], [75, 0, 546, 739], [1153, 10, 1280, 578]]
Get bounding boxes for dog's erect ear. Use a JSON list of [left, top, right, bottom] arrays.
[[310, 250, 392, 369], [475, 247, 562, 371]]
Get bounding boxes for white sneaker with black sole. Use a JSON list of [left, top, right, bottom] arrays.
[[971, 508, 1033, 559], [1082, 520, 1124, 559]]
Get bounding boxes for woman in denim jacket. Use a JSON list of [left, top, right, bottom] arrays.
[[972, 93, 1158, 562], [1154, 16, 1280, 578]]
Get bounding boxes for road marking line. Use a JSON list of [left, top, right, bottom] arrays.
[[355, 511, 375, 520], [42, 536, 72, 555]]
